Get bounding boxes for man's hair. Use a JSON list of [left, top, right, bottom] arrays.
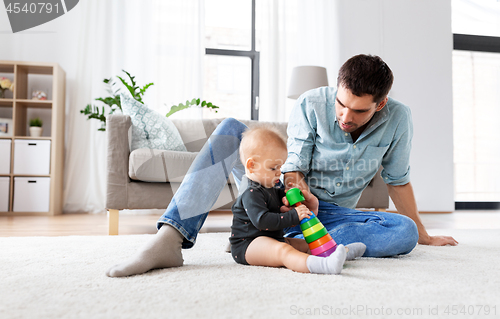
[[337, 54, 394, 104], [239, 124, 287, 165]]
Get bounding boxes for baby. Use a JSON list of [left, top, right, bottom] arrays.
[[230, 124, 365, 274]]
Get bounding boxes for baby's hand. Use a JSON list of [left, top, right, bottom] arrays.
[[295, 204, 313, 221]]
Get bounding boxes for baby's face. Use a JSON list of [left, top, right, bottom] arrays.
[[247, 147, 288, 188]]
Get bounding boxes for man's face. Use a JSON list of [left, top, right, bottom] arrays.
[[335, 85, 387, 134]]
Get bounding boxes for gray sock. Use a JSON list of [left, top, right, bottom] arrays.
[[106, 224, 184, 277], [345, 242, 366, 260], [306, 244, 346, 275]]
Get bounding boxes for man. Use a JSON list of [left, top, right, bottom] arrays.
[[280, 55, 457, 256], [106, 54, 457, 277]]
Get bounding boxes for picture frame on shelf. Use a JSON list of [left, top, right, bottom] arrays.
[[0, 118, 13, 136]]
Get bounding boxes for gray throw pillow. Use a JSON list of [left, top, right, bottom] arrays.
[[120, 93, 187, 152]]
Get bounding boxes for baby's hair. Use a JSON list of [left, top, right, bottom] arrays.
[[239, 123, 287, 164]]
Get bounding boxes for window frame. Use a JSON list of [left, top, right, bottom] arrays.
[[205, 0, 260, 120], [454, 33, 500, 53], [453, 33, 500, 210]]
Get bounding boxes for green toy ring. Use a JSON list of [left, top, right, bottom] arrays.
[[300, 217, 320, 232], [304, 227, 328, 244]]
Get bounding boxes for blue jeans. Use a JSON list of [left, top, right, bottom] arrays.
[[284, 201, 419, 257], [157, 118, 247, 248], [158, 118, 419, 257]]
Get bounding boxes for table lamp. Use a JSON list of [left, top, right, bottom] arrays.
[[287, 66, 329, 99]]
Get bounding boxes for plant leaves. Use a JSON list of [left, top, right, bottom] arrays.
[[166, 99, 219, 117], [166, 102, 191, 117], [139, 82, 154, 96], [116, 76, 137, 101], [79, 70, 151, 131]]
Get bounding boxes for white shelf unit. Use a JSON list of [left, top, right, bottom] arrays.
[[0, 60, 65, 215]]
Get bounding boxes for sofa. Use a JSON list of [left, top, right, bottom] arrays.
[[106, 114, 389, 235]]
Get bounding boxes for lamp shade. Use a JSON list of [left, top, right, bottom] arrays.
[[287, 66, 329, 99]]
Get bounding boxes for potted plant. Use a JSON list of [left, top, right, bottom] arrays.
[[81, 70, 219, 131], [29, 117, 43, 137]]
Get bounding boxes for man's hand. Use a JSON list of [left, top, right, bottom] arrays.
[[419, 235, 458, 246], [283, 172, 309, 193], [281, 185, 319, 215], [387, 182, 459, 247]]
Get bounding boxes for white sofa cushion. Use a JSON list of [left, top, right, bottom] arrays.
[[129, 148, 198, 182]]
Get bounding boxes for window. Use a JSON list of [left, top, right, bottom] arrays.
[[203, 55, 251, 119], [452, 0, 500, 38], [204, 0, 259, 120], [452, 0, 500, 209]]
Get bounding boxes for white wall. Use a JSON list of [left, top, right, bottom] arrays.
[[0, 4, 82, 98], [0, 3, 83, 153], [335, 0, 454, 211]]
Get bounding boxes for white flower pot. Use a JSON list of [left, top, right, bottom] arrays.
[[29, 127, 43, 137]]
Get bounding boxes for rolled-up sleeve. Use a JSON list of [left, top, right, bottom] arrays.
[[281, 96, 317, 176], [381, 107, 413, 186]]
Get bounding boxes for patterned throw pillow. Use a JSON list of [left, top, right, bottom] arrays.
[[120, 93, 187, 152]]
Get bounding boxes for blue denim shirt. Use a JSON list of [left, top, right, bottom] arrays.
[[281, 87, 413, 209]]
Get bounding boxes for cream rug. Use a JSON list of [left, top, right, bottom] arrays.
[[0, 229, 498, 319]]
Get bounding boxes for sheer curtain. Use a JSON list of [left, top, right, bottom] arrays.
[[63, 0, 205, 213], [258, 0, 341, 122], [64, 0, 339, 213]]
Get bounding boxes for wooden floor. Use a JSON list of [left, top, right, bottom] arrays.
[[1, 210, 500, 237]]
